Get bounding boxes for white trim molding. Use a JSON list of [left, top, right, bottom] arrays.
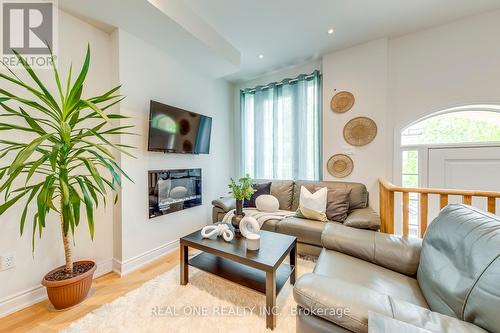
[[0, 285, 47, 319], [0, 240, 179, 318], [112, 239, 179, 276], [0, 258, 114, 318]]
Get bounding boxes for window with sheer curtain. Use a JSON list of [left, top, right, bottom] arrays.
[[240, 70, 322, 180]]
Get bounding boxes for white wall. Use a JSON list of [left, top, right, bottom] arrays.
[[322, 39, 390, 210], [389, 9, 500, 182], [115, 30, 234, 269], [233, 42, 391, 210], [320, 9, 500, 211], [0, 10, 236, 317], [389, 9, 500, 133], [234, 9, 500, 212], [231, 45, 393, 210], [3, 4, 500, 318], [320, 10, 500, 209], [0, 10, 115, 316]]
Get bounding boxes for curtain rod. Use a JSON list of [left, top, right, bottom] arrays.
[[241, 70, 321, 94]]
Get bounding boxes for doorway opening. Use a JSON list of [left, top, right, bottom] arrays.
[[400, 105, 500, 235]]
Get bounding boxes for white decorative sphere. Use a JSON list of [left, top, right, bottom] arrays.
[[255, 195, 279, 212], [170, 186, 188, 199]]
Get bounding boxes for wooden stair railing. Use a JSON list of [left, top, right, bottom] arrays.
[[379, 178, 500, 237]]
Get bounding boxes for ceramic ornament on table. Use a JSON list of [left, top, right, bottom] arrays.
[[201, 224, 234, 242], [239, 216, 261, 238], [246, 233, 260, 251]]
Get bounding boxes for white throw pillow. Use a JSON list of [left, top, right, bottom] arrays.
[[255, 194, 280, 212], [296, 186, 328, 222]]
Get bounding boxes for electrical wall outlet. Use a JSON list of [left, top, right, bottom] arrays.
[[0, 253, 16, 271]]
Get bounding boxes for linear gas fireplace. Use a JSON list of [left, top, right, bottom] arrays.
[[148, 168, 202, 218]]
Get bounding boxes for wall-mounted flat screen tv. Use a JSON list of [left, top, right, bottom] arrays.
[[147, 100, 212, 154]]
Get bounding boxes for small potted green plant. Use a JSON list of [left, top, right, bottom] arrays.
[[228, 174, 255, 235], [0, 46, 134, 310]]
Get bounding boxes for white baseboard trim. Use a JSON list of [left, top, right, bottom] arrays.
[[114, 239, 179, 276], [112, 258, 122, 275], [0, 285, 47, 319], [0, 240, 179, 318], [0, 258, 114, 318], [95, 258, 114, 277]]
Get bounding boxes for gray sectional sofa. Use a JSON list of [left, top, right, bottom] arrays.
[[212, 180, 380, 256], [293, 204, 500, 333]]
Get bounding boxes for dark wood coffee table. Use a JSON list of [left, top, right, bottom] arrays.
[[180, 229, 297, 330]]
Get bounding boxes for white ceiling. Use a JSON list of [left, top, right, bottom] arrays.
[[59, 0, 240, 78], [185, 0, 500, 82]]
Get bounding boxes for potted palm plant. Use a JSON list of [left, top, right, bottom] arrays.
[[228, 175, 255, 236], [0, 46, 134, 310]]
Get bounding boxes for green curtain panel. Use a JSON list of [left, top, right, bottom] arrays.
[[240, 70, 322, 180]]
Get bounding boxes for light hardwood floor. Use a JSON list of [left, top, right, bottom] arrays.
[[0, 250, 179, 333]]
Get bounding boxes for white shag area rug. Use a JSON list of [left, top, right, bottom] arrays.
[[62, 258, 315, 333]]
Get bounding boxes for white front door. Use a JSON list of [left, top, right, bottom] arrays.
[[427, 146, 500, 219]]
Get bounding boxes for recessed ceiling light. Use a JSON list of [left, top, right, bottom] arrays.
[[259, 54, 264, 59], [327, 28, 334, 35]]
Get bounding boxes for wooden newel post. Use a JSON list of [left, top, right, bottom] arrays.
[[387, 190, 395, 234], [420, 193, 428, 238], [402, 192, 410, 236], [379, 183, 387, 233], [379, 181, 395, 234]]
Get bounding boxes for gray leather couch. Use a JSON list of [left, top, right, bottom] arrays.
[[293, 204, 500, 333], [212, 180, 380, 256]]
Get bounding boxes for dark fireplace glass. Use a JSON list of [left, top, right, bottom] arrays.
[[148, 168, 202, 218]]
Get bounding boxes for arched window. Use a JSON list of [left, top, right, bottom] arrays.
[[400, 105, 500, 236], [402, 106, 500, 146]]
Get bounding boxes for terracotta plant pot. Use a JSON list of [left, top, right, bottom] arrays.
[[42, 260, 96, 310]]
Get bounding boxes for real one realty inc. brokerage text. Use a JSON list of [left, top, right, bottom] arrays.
[[151, 305, 351, 317]]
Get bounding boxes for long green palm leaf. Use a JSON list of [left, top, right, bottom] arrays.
[[0, 46, 134, 273]]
